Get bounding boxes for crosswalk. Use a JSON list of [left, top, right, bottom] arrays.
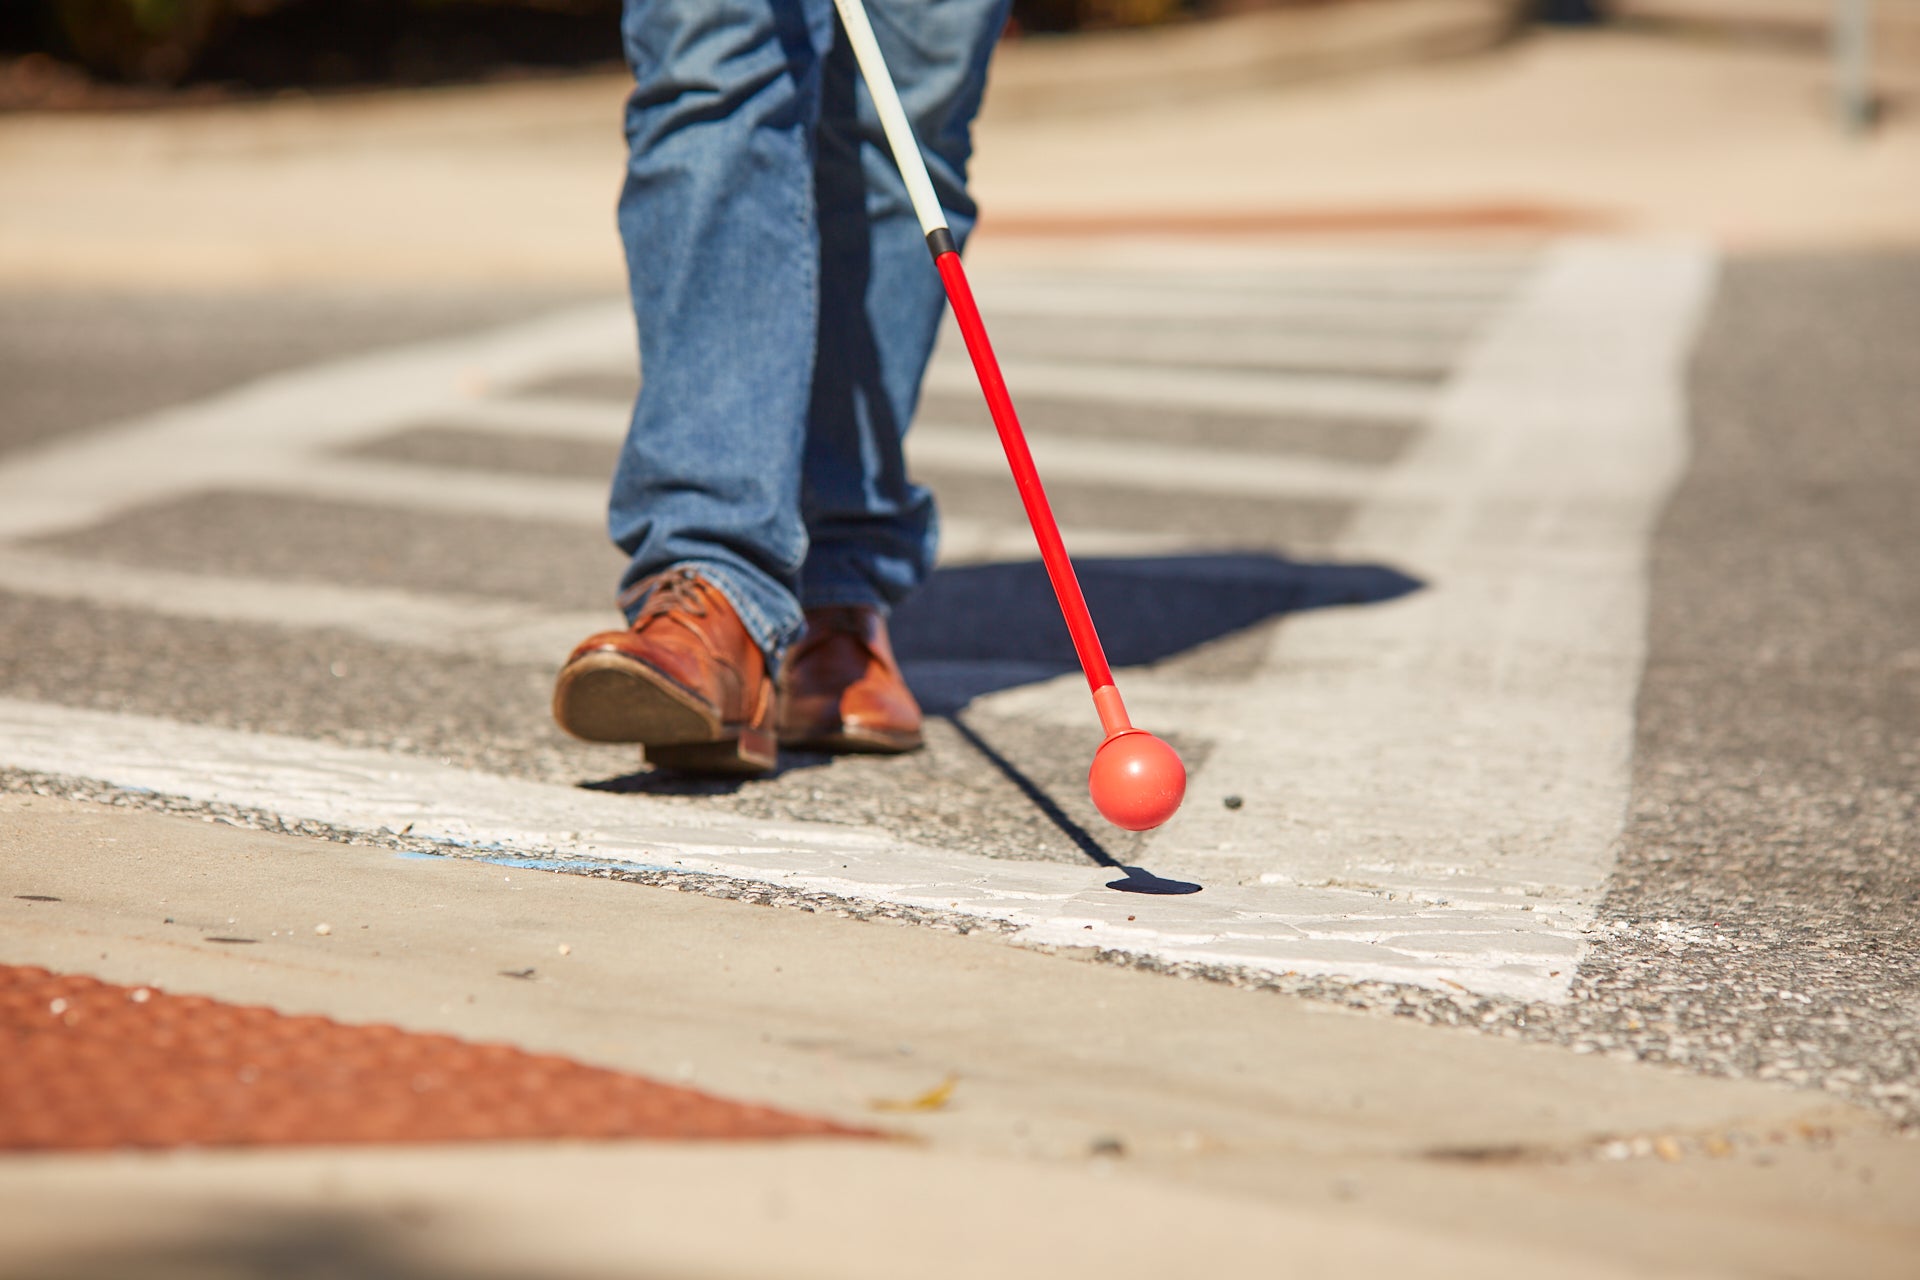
[[0, 242, 1713, 1001]]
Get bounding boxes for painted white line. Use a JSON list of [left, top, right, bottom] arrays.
[[440, 394, 629, 441], [934, 516, 1187, 566], [908, 424, 1381, 499], [973, 255, 1533, 296], [1081, 239, 1718, 1004], [952, 281, 1496, 330], [0, 550, 610, 666], [0, 300, 633, 543], [976, 246, 1532, 277], [0, 698, 1584, 1001], [939, 321, 1460, 379], [922, 354, 1431, 422]]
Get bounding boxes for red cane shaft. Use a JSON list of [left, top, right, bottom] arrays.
[[934, 250, 1120, 706]]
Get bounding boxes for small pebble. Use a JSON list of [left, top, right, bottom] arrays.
[[314, 923, 332, 936], [557, 943, 572, 956], [130, 988, 151, 1004], [1088, 1135, 1127, 1158], [1223, 795, 1244, 810]]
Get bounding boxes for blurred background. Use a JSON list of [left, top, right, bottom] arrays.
[[2, 0, 1914, 292], [1, 0, 1452, 101], [3, 0, 1911, 104]]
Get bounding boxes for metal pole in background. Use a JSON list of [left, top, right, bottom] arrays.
[[1834, 0, 1875, 134]]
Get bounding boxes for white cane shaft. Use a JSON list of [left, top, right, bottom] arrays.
[[830, 0, 950, 239]]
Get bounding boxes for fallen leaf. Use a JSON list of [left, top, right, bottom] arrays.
[[871, 1074, 958, 1113]]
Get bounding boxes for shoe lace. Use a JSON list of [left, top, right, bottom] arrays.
[[625, 568, 708, 629]]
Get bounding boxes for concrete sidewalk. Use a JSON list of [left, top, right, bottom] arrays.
[[6, 791, 1918, 1278]]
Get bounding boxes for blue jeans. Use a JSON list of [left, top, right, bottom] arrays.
[[610, 0, 1008, 669]]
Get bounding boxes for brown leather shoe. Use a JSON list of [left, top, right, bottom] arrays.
[[552, 567, 777, 774], [777, 605, 923, 753]]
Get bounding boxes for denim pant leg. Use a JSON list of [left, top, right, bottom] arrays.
[[798, 0, 1010, 614], [609, 0, 838, 663]]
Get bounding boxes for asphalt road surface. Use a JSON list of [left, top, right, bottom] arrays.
[[0, 246, 1913, 1128]]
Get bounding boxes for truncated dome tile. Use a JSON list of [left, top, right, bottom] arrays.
[[0, 966, 874, 1150]]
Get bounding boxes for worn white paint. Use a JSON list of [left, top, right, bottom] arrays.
[[0, 698, 1585, 1001], [922, 352, 1431, 422], [953, 276, 1506, 328], [1050, 240, 1713, 1002], [0, 301, 633, 543]]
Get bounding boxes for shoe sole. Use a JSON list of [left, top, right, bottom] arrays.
[[553, 652, 776, 775]]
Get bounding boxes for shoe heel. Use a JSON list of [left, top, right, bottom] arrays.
[[645, 724, 777, 776]]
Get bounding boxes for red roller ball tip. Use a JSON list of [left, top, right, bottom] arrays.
[[1088, 730, 1187, 831]]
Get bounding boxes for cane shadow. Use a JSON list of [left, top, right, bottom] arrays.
[[943, 711, 1205, 896], [891, 551, 1423, 890]]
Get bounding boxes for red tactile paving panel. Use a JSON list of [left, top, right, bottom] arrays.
[[0, 966, 872, 1151]]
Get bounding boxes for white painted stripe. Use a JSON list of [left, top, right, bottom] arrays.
[[442, 394, 628, 441], [922, 353, 1431, 421], [979, 247, 1533, 279], [951, 281, 1496, 329], [907, 424, 1380, 499], [0, 550, 610, 666], [0, 698, 1586, 1001], [0, 300, 633, 543], [975, 256, 1533, 296], [934, 515, 1187, 566], [1099, 239, 1718, 1004], [938, 322, 1461, 379]]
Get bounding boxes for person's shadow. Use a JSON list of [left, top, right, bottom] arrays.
[[589, 551, 1421, 897], [891, 551, 1420, 711]]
